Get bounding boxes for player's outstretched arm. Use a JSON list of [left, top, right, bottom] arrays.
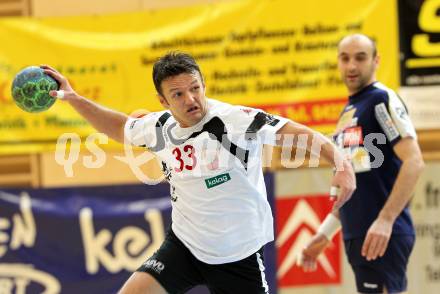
[[362, 137, 424, 261], [276, 121, 356, 209], [298, 210, 341, 272], [41, 65, 129, 143]]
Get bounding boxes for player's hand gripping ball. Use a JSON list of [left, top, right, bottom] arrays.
[[11, 66, 59, 113]]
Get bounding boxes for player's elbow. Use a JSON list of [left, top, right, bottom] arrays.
[[408, 154, 425, 176], [415, 156, 425, 175]]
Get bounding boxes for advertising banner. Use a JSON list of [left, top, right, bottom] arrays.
[[0, 173, 277, 293], [0, 184, 172, 293], [0, 0, 398, 153], [398, 0, 440, 129]]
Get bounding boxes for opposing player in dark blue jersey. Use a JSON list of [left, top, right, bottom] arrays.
[[299, 34, 424, 294]]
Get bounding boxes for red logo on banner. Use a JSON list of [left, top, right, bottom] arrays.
[[276, 195, 342, 287]]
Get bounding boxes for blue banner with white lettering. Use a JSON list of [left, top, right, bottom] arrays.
[[0, 173, 276, 293]]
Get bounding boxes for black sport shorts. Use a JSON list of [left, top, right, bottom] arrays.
[[137, 228, 270, 294]]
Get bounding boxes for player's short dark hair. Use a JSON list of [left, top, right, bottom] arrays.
[[153, 52, 204, 96]]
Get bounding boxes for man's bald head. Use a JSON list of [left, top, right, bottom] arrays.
[[338, 34, 377, 58]]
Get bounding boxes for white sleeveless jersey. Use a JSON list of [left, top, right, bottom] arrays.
[[124, 99, 288, 264]]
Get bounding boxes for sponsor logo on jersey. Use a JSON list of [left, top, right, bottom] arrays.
[[351, 117, 358, 126], [348, 146, 371, 173], [395, 106, 408, 119], [343, 126, 363, 147], [205, 173, 231, 189], [335, 108, 356, 133], [375, 103, 400, 141]]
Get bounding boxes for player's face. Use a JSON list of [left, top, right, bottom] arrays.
[[158, 72, 207, 128], [338, 38, 378, 95]]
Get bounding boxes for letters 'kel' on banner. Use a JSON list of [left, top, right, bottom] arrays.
[[0, 185, 171, 294], [0, 0, 398, 154]]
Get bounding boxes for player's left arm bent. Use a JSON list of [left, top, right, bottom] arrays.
[[276, 120, 356, 209], [276, 121, 355, 272], [362, 137, 425, 261]]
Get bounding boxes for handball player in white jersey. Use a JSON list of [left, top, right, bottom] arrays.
[[42, 52, 355, 294]]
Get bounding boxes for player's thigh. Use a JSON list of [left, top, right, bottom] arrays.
[[135, 228, 203, 293], [118, 271, 167, 294], [345, 236, 414, 294], [202, 247, 269, 294], [379, 235, 414, 294]]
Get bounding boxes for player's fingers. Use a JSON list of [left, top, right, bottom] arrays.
[[361, 233, 373, 257], [340, 185, 354, 202], [301, 254, 311, 271], [304, 261, 311, 272], [368, 236, 382, 260], [332, 198, 343, 211], [331, 188, 344, 209], [366, 235, 380, 261], [310, 260, 317, 272], [333, 185, 354, 210], [304, 260, 314, 272], [43, 71, 63, 86], [42, 68, 62, 80], [332, 189, 349, 210], [302, 261, 309, 271], [373, 236, 387, 259], [298, 251, 313, 268], [41, 67, 66, 83], [378, 237, 390, 257], [40, 64, 59, 73]]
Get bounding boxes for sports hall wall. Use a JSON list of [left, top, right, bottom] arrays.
[[0, 0, 440, 293]]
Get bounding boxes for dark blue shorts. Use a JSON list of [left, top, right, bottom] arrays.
[[344, 235, 415, 293]]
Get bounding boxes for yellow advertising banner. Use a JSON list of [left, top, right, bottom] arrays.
[[0, 0, 398, 154]]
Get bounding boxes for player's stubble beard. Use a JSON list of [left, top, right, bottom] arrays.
[[344, 64, 376, 95]]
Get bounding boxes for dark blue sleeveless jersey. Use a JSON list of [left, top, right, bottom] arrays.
[[333, 82, 416, 240]]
